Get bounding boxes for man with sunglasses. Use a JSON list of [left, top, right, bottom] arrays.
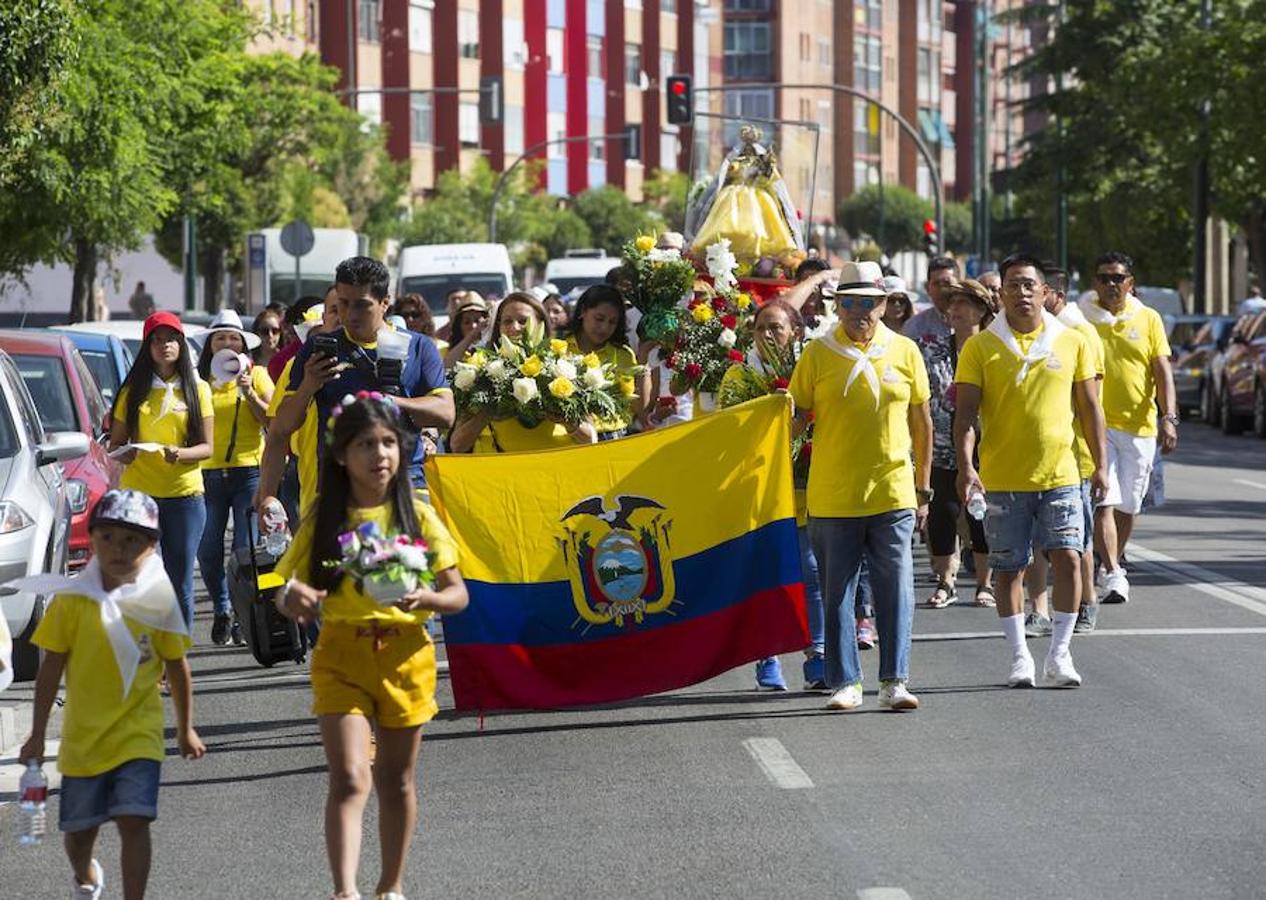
[[1078, 252, 1177, 605], [790, 261, 933, 713], [954, 254, 1108, 688]]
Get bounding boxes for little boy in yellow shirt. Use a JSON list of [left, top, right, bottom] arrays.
[[18, 489, 205, 899]]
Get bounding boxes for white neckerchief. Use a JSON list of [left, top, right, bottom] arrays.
[[986, 311, 1067, 385], [150, 374, 183, 421], [820, 324, 890, 409], [1079, 293, 1139, 327], [1056, 302, 1089, 329], [2, 555, 187, 696]]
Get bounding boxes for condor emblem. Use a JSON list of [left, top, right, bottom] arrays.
[[559, 494, 678, 630]]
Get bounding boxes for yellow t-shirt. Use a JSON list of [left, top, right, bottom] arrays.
[[268, 358, 321, 518], [32, 592, 190, 777], [205, 366, 274, 469], [115, 377, 215, 497], [275, 498, 459, 626], [474, 417, 574, 453], [1089, 298, 1171, 437], [565, 337, 638, 432], [955, 321, 1096, 492], [1070, 320, 1106, 480], [788, 323, 931, 517]]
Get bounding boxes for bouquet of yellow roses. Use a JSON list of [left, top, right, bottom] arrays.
[[452, 319, 633, 427]]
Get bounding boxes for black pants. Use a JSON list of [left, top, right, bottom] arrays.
[[928, 465, 988, 558]]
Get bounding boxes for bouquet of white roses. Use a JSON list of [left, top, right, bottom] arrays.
[[326, 521, 436, 605]]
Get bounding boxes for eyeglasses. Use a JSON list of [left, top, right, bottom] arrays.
[[1003, 279, 1043, 295], [836, 296, 879, 311], [1095, 272, 1129, 285]]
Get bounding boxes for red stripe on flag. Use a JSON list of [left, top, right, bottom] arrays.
[[446, 585, 809, 712]]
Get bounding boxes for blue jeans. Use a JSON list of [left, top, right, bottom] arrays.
[[809, 510, 915, 687], [156, 495, 208, 628], [798, 526, 825, 656], [198, 466, 260, 617], [984, 485, 1084, 573]]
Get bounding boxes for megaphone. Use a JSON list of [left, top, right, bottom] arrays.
[[211, 348, 251, 388]]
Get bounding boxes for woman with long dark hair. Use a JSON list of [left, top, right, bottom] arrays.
[[566, 284, 647, 439], [109, 312, 214, 629], [440, 292, 490, 369]]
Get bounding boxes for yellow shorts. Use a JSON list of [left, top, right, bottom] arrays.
[[310, 621, 438, 728]]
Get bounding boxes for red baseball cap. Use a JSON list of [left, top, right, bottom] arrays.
[[143, 311, 184, 340]]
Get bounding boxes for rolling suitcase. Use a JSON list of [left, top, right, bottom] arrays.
[[227, 532, 307, 667]]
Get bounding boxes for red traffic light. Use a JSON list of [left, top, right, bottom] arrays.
[[671, 80, 688, 95], [922, 218, 937, 235]]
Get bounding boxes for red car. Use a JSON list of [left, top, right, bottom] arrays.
[[0, 332, 119, 568]]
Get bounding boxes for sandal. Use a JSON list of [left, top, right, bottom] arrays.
[[924, 580, 957, 609], [974, 586, 997, 608]]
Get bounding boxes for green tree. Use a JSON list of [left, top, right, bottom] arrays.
[[571, 186, 661, 255], [838, 184, 933, 254], [641, 170, 690, 233], [0, 0, 77, 190]]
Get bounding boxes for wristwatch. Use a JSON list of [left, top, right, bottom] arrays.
[[1161, 414, 1180, 426], [916, 487, 935, 504]]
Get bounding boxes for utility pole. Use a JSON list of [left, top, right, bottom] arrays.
[[1055, 0, 1068, 271], [1192, 0, 1212, 313], [977, 1, 992, 263]]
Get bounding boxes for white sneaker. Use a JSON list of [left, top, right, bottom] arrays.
[[1008, 653, 1036, 688], [1043, 652, 1083, 688], [72, 859, 103, 899], [824, 683, 864, 710], [878, 680, 920, 711], [1100, 568, 1130, 604]]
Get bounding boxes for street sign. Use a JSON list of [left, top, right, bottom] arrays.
[[279, 220, 315, 258]]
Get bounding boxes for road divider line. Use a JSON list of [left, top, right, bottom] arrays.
[[857, 889, 913, 900], [742, 737, 813, 790], [1131, 544, 1266, 617], [1232, 478, 1266, 491], [915, 627, 1266, 641]]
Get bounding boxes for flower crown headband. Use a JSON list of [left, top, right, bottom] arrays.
[[325, 390, 401, 446]]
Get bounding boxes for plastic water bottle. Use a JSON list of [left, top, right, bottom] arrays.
[[17, 761, 48, 846], [259, 499, 291, 558], [966, 490, 987, 521]]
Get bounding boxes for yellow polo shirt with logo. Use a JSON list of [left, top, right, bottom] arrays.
[[32, 592, 190, 777], [268, 358, 320, 518], [955, 320, 1096, 492], [114, 377, 215, 498], [789, 323, 930, 518], [1068, 321, 1105, 479], [206, 366, 274, 469], [1087, 297, 1171, 437]]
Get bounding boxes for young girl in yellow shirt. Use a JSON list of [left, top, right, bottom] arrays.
[[109, 312, 214, 629], [274, 394, 468, 900], [565, 284, 647, 439]]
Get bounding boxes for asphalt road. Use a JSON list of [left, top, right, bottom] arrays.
[[1, 423, 1264, 899]]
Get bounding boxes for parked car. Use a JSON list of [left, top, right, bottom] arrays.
[[58, 318, 207, 361], [1203, 311, 1263, 429], [49, 328, 133, 410], [1166, 314, 1235, 418], [1136, 285, 1185, 318], [1217, 310, 1266, 435], [0, 332, 120, 569], [0, 350, 90, 681]]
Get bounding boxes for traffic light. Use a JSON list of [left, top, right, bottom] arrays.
[[665, 74, 692, 125], [624, 124, 642, 162], [479, 75, 503, 125], [922, 218, 939, 256]]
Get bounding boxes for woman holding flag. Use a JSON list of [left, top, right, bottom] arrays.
[[195, 310, 275, 646]]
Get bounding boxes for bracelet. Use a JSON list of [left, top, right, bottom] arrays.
[[1161, 414, 1179, 426]]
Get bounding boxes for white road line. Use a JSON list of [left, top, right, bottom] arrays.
[[193, 659, 449, 690], [1130, 543, 1266, 618], [915, 627, 1266, 641], [857, 889, 913, 900], [1232, 478, 1266, 491], [742, 737, 814, 790]]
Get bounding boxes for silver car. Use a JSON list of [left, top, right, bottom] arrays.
[[0, 350, 89, 681]]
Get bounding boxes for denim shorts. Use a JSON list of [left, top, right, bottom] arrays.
[[59, 759, 161, 833], [983, 485, 1084, 572]]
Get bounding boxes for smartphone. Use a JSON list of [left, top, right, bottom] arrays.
[[312, 333, 339, 358]]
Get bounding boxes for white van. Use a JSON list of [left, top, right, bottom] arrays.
[[543, 251, 621, 296], [396, 243, 514, 325], [258, 227, 364, 307]]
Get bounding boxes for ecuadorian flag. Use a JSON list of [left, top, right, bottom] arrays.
[[426, 395, 810, 711]]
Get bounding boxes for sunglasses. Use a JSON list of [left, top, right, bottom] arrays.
[[836, 296, 879, 311], [1096, 272, 1129, 285], [258, 326, 281, 334]]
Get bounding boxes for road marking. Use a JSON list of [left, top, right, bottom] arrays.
[[742, 737, 813, 790], [916, 627, 1266, 641], [1232, 478, 1266, 491], [192, 659, 449, 690], [858, 889, 912, 900], [1130, 544, 1266, 617]]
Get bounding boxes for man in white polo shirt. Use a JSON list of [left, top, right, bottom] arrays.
[[1079, 251, 1178, 604]]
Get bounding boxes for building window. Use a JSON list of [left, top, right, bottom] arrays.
[[661, 129, 678, 170], [547, 112, 567, 156], [589, 117, 604, 159], [819, 39, 830, 67], [724, 0, 769, 10], [853, 102, 880, 157], [855, 34, 882, 94], [504, 104, 524, 155], [661, 0, 677, 11], [587, 36, 603, 78], [724, 22, 771, 80], [459, 102, 479, 146], [458, 9, 479, 59], [307, 0, 317, 41], [625, 42, 641, 84], [547, 28, 564, 74], [723, 88, 774, 143], [410, 93, 433, 145], [408, 2, 432, 53], [358, 0, 380, 42], [660, 49, 675, 80], [504, 18, 526, 69], [357, 91, 382, 128], [857, 0, 881, 30]]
